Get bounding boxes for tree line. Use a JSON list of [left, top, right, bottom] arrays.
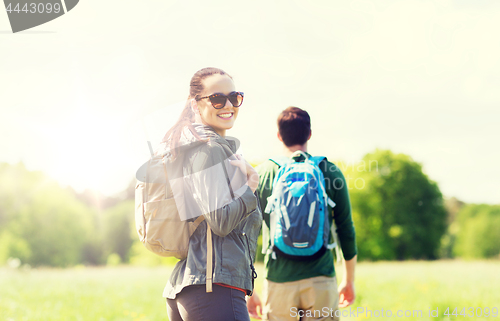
[[0, 150, 498, 267]]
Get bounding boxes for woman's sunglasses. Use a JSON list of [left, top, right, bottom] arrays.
[[196, 91, 244, 109]]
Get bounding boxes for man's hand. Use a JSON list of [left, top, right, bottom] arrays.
[[338, 280, 355, 308], [338, 255, 357, 307], [247, 292, 263, 319]]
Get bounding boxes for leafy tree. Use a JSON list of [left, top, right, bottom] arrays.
[[102, 200, 134, 263], [345, 150, 447, 260], [439, 197, 465, 258], [453, 204, 500, 259], [0, 162, 94, 266]]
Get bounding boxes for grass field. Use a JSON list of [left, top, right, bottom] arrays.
[[1, 261, 499, 321]]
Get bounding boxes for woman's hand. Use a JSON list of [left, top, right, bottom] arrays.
[[229, 154, 259, 193], [246, 292, 263, 319]]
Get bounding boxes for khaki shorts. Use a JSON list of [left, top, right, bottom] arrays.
[[263, 276, 339, 321]]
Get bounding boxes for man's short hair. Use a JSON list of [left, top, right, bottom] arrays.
[[277, 107, 311, 147]]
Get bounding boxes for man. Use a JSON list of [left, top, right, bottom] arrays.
[[247, 107, 357, 321]]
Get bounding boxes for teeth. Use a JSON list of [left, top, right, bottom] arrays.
[[218, 113, 232, 118]]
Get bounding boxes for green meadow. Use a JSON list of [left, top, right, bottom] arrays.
[[1, 260, 499, 321]]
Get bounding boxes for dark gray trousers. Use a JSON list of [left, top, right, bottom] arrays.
[[167, 284, 251, 321]]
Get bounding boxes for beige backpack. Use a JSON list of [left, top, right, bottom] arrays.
[[135, 141, 214, 292]]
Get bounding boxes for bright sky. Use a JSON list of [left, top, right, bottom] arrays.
[[1, 0, 499, 204]]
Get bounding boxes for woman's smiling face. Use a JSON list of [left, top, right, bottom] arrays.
[[194, 74, 239, 136]]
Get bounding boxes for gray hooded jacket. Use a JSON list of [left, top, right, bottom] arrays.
[[163, 124, 262, 299]]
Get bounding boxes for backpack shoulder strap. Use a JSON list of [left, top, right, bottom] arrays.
[[206, 223, 213, 292], [309, 156, 336, 208], [309, 156, 326, 167], [269, 156, 291, 168]]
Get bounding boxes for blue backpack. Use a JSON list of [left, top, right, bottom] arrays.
[[264, 151, 341, 261]]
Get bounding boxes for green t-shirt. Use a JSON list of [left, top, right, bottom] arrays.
[[256, 152, 357, 283]]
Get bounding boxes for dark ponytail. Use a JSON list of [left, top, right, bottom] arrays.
[[162, 67, 232, 157]]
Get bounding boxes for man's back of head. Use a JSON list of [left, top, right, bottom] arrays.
[[277, 107, 311, 148]]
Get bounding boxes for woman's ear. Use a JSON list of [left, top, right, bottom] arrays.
[[191, 99, 199, 115]]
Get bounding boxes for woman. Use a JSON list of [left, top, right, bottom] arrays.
[[162, 67, 262, 321]]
